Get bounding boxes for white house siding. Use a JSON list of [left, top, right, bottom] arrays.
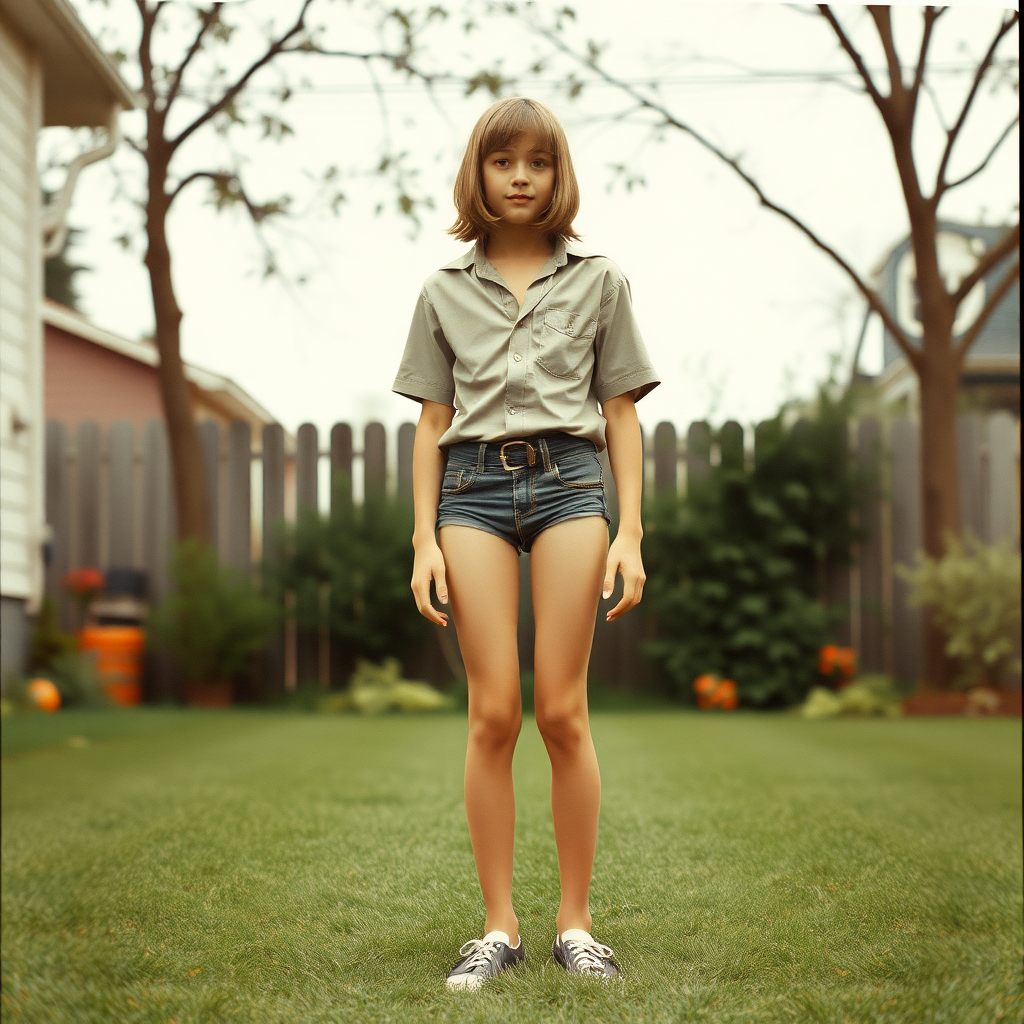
[[0, 19, 44, 625]]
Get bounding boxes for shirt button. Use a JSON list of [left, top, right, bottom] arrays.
[[513, 353, 522, 362], [508, 407, 516, 415]]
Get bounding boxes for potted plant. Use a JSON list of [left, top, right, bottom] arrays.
[[147, 540, 278, 708]]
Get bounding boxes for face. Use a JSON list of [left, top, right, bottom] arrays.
[[481, 131, 555, 228]]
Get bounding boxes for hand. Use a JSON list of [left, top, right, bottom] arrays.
[[411, 540, 450, 626], [602, 533, 645, 622]]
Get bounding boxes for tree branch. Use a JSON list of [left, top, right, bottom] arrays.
[[164, 7, 220, 110], [934, 10, 1018, 198], [943, 115, 1019, 194], [909, 7, 945, 118], [954, 257, 1019, 359], [952, 223, 1019, 306], [170, 0, 315, 151], [867, 6, 905, 100], [528, 14, 921, 369], [817, 5, 888, 112]]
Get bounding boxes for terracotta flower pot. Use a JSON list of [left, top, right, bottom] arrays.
[[184, 681, 233, 709]]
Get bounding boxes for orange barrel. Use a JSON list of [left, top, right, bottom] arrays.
[[79, 626, 146, 706]]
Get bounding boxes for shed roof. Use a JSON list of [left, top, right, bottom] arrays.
[[0, 0, 136, 125]]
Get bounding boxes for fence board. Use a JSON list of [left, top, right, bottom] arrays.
[[719, 420, 744, 469], [364, 422, 386, 505], [687, 421, 710, 485], [107, 420, 134, 568], [987, 411, 1019, 546], [76, 421, 101, 571], [44, 421, 71, 626], [856, 417, 885, 673], [957, 413, 986, 540], [262, 424, 286, 697], [199, 420, 220, 553], [653, 421, 676, 496], [397, 422, 416, 507], [141, 419, 175, 702], [890, 416, 922, 688], [330, 423, 353, 515], [225, 421, 251, 571], [295, 423, 320, 686]]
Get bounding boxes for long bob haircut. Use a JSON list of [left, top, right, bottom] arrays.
[[449, 97, 581, 243]]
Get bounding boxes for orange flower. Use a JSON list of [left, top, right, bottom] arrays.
[[61, 567, 105, 596], [819, 644, 840, 675], [715, 679, 739, 710], [27, 678, 61, 712], [693, 673, 719, 709], [819, 645, 856, 681]]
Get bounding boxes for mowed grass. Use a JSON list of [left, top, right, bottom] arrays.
[[2, 709, 1021, 1023]]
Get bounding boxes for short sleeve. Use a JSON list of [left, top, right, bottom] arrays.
[[593, 275, 660, 404], [391, 290, 457, 406]]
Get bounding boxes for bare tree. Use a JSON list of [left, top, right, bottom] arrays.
[[513, 2, 1019, 690], [77, 0, 503, 543]]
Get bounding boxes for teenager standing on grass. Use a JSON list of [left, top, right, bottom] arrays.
[[392, 97, 660, 990]]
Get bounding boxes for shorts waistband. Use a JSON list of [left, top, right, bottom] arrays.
[[443, 433, 598, 472]]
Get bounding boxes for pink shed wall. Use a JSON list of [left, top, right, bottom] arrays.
[[45, 324, 165, 430]]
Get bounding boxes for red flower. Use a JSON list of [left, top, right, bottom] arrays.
[[715, 679, 739, 710], [61, 567, 105, 599], [819, 645, 856, 683], [693, 674, 740, 710]]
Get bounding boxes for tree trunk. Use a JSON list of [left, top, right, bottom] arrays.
[[916, 336, 962, 690], [144, 148, 211, 544]]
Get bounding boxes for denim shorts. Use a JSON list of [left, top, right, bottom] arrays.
[[435, 433, 611, 554]]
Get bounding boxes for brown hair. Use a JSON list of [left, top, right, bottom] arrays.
[[449, 97, 581, 243]]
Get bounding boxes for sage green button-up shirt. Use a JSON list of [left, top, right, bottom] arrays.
[[391, 236, 660, 452]]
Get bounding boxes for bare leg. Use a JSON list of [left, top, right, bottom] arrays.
[[530, 516, 609, 935], [438, 525, 523, 941]]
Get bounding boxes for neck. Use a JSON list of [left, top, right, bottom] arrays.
[[484, 225, 555, 262]]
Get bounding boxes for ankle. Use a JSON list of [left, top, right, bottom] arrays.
[[555, 914, 592, 937], [484, 916, 520, 945]]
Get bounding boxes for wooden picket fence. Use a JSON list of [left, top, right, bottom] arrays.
[[44, 412, 1020, 700]]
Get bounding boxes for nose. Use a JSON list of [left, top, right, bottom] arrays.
[[512, 162, 530, 185]]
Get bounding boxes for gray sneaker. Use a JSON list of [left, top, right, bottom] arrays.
[[445, 930, 525, 990], [552, 928, 621, 978]]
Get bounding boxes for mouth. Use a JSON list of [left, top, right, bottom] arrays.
[[507, 194, 532, 202]]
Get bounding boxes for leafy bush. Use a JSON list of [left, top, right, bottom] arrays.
[[799, 675, 902, 719], [147, 540, 278, 684], [898, 534, 1022, 689], [642, 386, 865, 708], [265, 489, 428, 663], [303, 657, 453, 714]]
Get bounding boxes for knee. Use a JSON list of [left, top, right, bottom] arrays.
[[469, 703, 522, 753], [535, 700, 587, 753]]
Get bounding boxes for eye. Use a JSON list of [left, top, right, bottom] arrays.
[[494, 158, 509, 168]]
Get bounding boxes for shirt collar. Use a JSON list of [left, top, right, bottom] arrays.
[[440, 235, 595, 273]]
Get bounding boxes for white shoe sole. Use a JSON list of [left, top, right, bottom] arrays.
[[446, 974, 486, 991]]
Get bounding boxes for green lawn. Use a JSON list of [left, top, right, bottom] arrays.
[[2, 709, 1021, 1023]]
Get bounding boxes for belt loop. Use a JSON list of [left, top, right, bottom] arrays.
[[477, 442, 486, 474], [540, 436, 552, 472]]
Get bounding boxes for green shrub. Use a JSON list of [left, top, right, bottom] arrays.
[[799, 675, 903, 719], [147, 540, 278, 685], [315, 657, 453, 714], [642, 385, 866, 708], [898, 534, 1022, 689], [265, 488, 428, 664], [27, 596, 77, 672]]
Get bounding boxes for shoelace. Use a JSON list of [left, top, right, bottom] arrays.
[[564, 938, 615, 974], [456, 939, 503, 973]]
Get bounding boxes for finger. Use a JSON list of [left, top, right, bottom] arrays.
[[606, 594, 631, 621], [412, 580, 448, 625], [602, 558, 620, 600], [434, 565, 448, 605]]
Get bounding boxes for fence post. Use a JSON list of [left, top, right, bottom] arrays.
[[225, 421, 251, 572], [856, 417, 886, 673], [75, 421, 101, 576], [890, 416, 922, 689], [262, 424, 286, 699], [653, 422, 677, 497], [330, 423, 353, 515], [45, 421, 72, 627]]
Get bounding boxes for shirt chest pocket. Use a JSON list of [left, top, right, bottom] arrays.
[[536, 308, 598, 381]]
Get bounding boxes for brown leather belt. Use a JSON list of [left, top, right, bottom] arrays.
[[499, 440, 537, 471]]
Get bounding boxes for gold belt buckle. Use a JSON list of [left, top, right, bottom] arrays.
[[499, 440, 536, 471]]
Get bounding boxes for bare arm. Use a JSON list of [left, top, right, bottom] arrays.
[[601, 392, 646, 621], [410, 399, 455, 626]]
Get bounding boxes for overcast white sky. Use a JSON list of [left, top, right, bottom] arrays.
[[51, 0, 1019, 442]]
